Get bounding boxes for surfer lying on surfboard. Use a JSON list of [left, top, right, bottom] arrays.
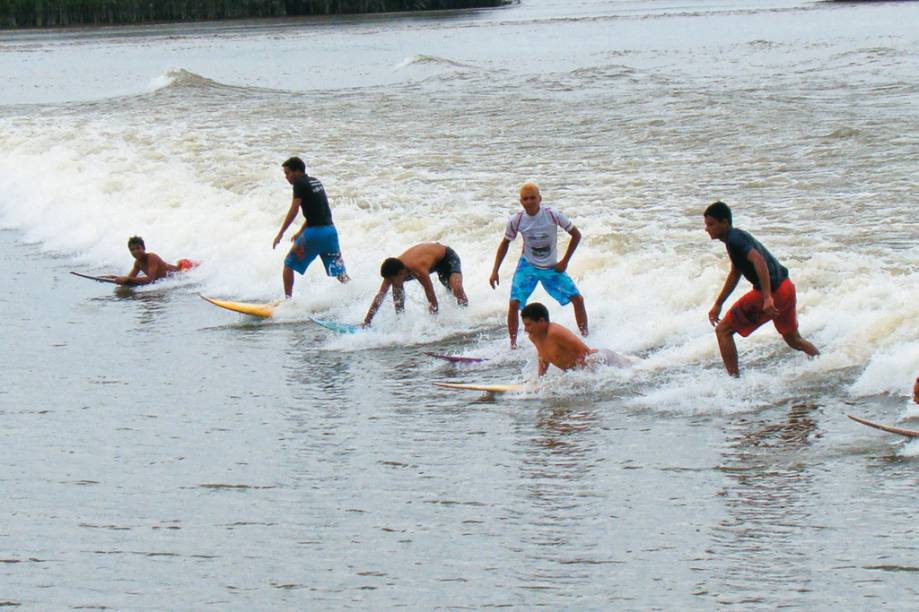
[[521, 302, 633, 376], [362, 242, 469, 327], [103, 236, 196, 286]]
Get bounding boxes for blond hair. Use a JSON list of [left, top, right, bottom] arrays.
[[519, 182, 541, 198]]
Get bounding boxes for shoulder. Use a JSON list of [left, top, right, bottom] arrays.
[[543, 206, 572, 226]]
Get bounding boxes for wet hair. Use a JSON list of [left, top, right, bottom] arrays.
[[127, 236, 145, 249], [282, 156, 306, 173], [520, 302, 549, 322], [519, 182, 541, 199], [380, 257, 406, 278], [704, 201, 732, 225]]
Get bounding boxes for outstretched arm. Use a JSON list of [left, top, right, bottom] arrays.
[[708, 266, 741, 326], [489, 238, 510, 288], [273, 198, 301, 249], [555, 226, 581, 273], [363, 279, 392, 327]]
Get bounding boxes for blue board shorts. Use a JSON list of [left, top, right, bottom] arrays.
[[510, 258, 580, 307], [284, 225, 347, 277]]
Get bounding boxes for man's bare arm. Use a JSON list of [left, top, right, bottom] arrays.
[[414, 272, 439, 314], [363, 279, 392, 326], [489, 239, 510, 289], [555, 226, 581, 273], [273, 198, 301, 249], [708, 266, 740, 326], [747, 249, 778, 317]]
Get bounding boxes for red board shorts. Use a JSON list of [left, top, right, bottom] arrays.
[[723, 278, 798, 338]]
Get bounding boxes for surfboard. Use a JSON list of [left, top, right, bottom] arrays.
[[424, 352, 487, 364], [848, 414, 919, 438], [434, 382, 527, 394], [70, 271, 119, 284], [309, 316, 359, 334], [200, 295, 277, 319]]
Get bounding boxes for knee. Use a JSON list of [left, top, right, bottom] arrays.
[[570, 295, 584, 306], [509, 300, 520, 312], [715, 320, 733, 339]]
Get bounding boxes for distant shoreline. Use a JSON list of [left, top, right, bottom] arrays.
[[0, 0, 517, 30]]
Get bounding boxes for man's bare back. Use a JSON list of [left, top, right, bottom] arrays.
[[530, 322, 593, 371], [397, 243, 447, 277]]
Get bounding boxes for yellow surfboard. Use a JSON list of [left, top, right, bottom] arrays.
[[434, 382, 528, 394], [200, 295, 278, 319]]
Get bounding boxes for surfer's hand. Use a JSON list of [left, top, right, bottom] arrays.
[[762, 295, 779, 318], [489, 271, 499, 289], [554, 260, 568, 273], [708, 304, 722, 326], [291, 231, 301, 243], [272, 234, 282, 249]]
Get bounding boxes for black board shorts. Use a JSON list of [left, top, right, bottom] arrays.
[[432, 246, 462, 288]]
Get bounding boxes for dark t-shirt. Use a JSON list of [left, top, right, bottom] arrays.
[[725, 227, 788, 291], [293, 175, 333, 226]]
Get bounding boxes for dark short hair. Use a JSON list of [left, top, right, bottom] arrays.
[[704, 201, 732, 225], [127, 236, 145, 249], [380, 257, 406, 278], [520, 302, 549, 322], [282, 156, 306, 173]]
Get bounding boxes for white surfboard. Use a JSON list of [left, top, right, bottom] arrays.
[[434, 382, 528, 394]]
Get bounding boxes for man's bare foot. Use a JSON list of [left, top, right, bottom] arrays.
[[337, 274, 351, 284]]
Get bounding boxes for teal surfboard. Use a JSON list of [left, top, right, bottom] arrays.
[[309, 316, 359, 334]]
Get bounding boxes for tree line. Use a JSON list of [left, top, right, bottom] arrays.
[[0, 0, 513, 27]]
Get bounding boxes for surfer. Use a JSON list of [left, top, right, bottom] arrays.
[[107, 236, 194, 286], [704, 201, 819, 377], [489, 182, 587, 349], [521, 302, 632, 376], [273, 156, 350, 298], [914, 375, 919, 405], [362, 242, 468, 326]]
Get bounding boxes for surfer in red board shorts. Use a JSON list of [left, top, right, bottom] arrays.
[[704, 201, 819, 376], [106, 235, 195, 286]]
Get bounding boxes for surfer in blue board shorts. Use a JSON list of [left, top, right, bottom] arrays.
[[106, 235, 196, 286], [489, 182, 587, 349], [273, 156, 350, 298], [521, 303, 632, 376], [362, 242, 468, 327]]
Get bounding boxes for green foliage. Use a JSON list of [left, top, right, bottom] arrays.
[[0, 0, 513, 27]]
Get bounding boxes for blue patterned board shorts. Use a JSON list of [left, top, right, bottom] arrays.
[[510, 258, 580, 307], [284, 225, 347, 277]]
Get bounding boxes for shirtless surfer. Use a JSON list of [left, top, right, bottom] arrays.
[[520, 302, 632, 376], [106, 236, 194, 286], [363, 242, 468, 326], [704, 201, 819, 376]]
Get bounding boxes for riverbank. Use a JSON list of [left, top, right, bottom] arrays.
[[0, 0, 516, 29]]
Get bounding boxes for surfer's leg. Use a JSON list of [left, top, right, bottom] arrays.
[[715, 319, 740, 377], [283, 266, 294, 298], [448, 273, 468, 306], [508, 300, 521, 350], [571, 295, 588, 337], [781, 330, 820, 357]]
